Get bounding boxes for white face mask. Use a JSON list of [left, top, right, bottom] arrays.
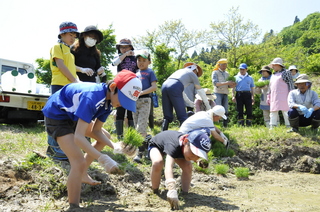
[[85, 37, 97, 47]]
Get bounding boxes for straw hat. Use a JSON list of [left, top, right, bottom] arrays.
[[195, 88, 216, 101], [183, 62, 203, 77]]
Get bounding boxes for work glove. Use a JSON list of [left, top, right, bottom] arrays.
[[166, 178, 179, 210], [113, 141, 138, 158], [220, 132, 230, 150], [182, 92, 195, 108], [197, 89, 211, 111], [304, 108, 314, 118], [80, 67, 94, 76], [97, 155, 123, 175], [298, 105, 308, 114]]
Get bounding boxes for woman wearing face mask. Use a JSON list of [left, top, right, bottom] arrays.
[[71, 25, 105, 83]]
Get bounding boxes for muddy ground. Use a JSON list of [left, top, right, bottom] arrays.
[[1, 137, 320, 212]]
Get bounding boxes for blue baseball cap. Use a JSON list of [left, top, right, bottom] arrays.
[[239, 63, 248, 69], [188, 129, 211, 160]]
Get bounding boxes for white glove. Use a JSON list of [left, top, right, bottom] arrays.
[[166, 178, 179, 210], [197, 89, 211, 111], [97, 66, 105, 75], [182, 92, 195, 108], [113, 141, 138, 158], [80, 67, 94, 76], [98, 155, 123, 175], [220, 132, 228, 145]]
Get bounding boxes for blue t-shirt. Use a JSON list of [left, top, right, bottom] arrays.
[[136, 68, 157, 91], [42, 82, 112, 123], [235, 74, 254, 91]]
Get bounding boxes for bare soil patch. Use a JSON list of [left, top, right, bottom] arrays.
[[1, 137, 320, 211]]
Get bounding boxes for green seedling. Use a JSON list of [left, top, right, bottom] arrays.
[[234, 167, 250, 180], [122, 127, 144, 147], [255, 80, 269, 88], [226, 75, 236, 82], [215, 164, 229, 175]]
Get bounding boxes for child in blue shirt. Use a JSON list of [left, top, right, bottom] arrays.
[[42, 70, 142, 209], [232, 63, 255, 126], [133, 51, 157, 162]]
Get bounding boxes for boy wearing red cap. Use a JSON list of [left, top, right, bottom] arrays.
[[148, 128, 211, 210], [42, 70, 142, 209]]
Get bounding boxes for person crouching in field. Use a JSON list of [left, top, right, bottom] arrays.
[[42, 70, 142, 209], [148, 128, 211, 210], [287, 74, 320, 133]]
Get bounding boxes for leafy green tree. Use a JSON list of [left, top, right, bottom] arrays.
[[35, 58, 51, 85], [209, 6, 261, 67], [303, 54, 320, 74], [294, 16, 300, 24], [152, 44, 175, 86], [191, 50, 198, 58], [134, 20, 208, 69], [97, 25, 117, 81]]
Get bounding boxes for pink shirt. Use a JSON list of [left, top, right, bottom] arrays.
[[269, 72, 290, 112]]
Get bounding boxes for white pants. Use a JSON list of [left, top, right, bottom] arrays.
[[270, 111, 289, 127]]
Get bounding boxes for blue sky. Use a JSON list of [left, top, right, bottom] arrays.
[[0, 0, 319, 73]]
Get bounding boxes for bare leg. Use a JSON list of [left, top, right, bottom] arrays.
[[175, 159, 192, 192], [150, 148, 164, 191], [57, 134, 86, 206], [82, 124, 113, 185]]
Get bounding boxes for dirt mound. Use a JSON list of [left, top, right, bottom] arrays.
[[228, 138, 320, 173], [1, 137, 320, 211]]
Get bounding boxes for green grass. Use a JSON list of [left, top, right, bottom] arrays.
[[0, 123, 47, 158]]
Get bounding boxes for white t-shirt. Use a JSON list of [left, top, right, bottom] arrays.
[[179, 111, 215, 134]]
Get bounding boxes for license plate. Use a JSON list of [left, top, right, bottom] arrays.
[[27, 101, 46, 111]]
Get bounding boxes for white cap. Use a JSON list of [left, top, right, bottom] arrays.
[[208, 105, 227, 120]]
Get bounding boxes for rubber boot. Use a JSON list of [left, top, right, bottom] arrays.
[[311, 119, 320, 132], [128, 120, 135, 128], [287, 117, 299, 133], [238, 120, 244, 126], [161, 119, 169, 131], [246, 120, 252, 127], [116, 120, 124, 140]]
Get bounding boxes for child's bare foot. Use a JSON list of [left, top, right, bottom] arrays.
[[81, 174, 101, 185]]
